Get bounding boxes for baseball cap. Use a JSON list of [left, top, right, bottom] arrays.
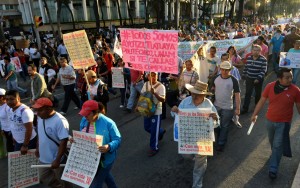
[[32, 98, 53, 109], [220, 61, 232, 70], [79, 100, 98, 117], [0, 88, 6, 96]]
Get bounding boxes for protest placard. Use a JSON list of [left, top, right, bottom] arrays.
[[63, 30, 96, 69], [120, 28, 178, 74], [62, 131, 103, 188], [112, 67, 125, 88], [178, 41, 204, 61], [178, 108, 214, 155], [279, 52, 300, 68], [16, 40, 30, 49], [11, 57, 22, 72], [8, 149, 39, 188]]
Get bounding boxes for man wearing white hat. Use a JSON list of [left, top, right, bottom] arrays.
[[210, 61, 241, 152], [172, 80, 219, 188]]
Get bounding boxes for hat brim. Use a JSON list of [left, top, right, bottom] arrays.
[[79, 109, 91, 117], [32, 102, 47, 108], [185, 84, 213, 95]]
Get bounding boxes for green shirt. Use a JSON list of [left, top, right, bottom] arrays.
[[6, 63, 16, 81]]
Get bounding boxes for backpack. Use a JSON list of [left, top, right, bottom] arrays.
[[137, 82, 161, 117]]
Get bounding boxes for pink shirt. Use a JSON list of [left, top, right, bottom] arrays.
[[260, 43, 269, 58]]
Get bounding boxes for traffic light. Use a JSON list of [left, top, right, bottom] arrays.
[[34, 16, 43, 27]]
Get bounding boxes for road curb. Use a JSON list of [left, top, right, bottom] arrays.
[[292, 162, 300, 188]]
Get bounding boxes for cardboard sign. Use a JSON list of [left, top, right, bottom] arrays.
[[178, 108, 214, 156], [112, 67, 125, 88], [120, 28, 178, 74], [63, 30, 96, 69], [8, 149, 39, 188], [16, 40, 30, 49], [279, 52, 300, 68], [62, 131, 103, 188]]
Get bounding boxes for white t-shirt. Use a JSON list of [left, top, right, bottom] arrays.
[[141, 81, 165, 115], [37, 113, 69, 164], [9, 104, 36, 143], [90, 79, 104, 98], [206, 54, 220, 74], [0, 103, 11, 131]]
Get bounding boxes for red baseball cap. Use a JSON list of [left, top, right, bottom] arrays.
[[32, 98, 53, 109], [79, 100, 98, 117]]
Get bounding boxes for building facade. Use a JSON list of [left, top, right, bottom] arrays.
[[0, 0, 22, 28]]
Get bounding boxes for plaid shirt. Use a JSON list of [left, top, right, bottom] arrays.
[[58, 65, 76, 85]]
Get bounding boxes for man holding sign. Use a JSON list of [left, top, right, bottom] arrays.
[[250, 68, 300, 180], [172, 81, 219, 188]]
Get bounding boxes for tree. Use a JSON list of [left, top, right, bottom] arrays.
[[0, 12, 5, 41], [126, 0, 134, 25], [228, 0, 236, 19], [93, 0, 101, 31], [56, 0, 62, 38], [236, 0, 244, 23], [43, 0, 55, 38], [144, 0, 150, 25], [198, 0, 214, 20], [115, 0, 123, 26], [99, 0, 106, 27], [62, 0, 76, 30]]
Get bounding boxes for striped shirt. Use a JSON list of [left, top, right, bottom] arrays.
[[243, 55, 267, 81], [58, 65, 76, 85], [81, 123, 95, 134]]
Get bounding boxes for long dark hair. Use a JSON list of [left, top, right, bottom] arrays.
[[227, 46, 237, 57]]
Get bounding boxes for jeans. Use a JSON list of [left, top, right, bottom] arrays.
[[3, 131, 14, 152], [14, 136, 37, 151], [61, 83, 81, 113], [192, 155, 207, 188], [126, 81, 144, 110], [272, 52, 280, 73], [39, 162, 72, 188], [243, 77, 263, 111], [19, 63, 28, 81], [6, 79, 27, 94], [215, 106, 234, 146], [90, 163, 117, 188], [266, 120, 288, 174], [292, 68, 300, 84], [144, 115, 164, 151]]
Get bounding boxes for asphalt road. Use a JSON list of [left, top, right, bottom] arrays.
[[1, 72, 300, 188]]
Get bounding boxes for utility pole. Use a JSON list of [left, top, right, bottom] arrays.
[[28, 0, 41, 50]]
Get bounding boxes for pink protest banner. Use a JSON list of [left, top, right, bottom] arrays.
[[120, 29, 178, 74], [63, 30, 96, 69]]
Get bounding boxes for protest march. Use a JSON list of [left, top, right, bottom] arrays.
[[1, 15, 300, 188]]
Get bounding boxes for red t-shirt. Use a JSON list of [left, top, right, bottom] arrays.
[[262, 81, 300, 122], [103, 53, 114, 72]]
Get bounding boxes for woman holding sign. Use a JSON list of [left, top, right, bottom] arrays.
[[79, 100, 121, 188]]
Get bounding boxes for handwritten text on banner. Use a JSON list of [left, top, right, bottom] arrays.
[[63, 30, 96, 69], [120, 29, 178, 74]]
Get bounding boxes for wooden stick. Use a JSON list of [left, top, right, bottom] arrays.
[[31, 164, 66, 168]]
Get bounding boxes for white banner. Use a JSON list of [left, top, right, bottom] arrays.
[[112, 67, 125, 88], [178, 108, 214, 155], [8, 149, 39, 188], [178, 41, 204, 61], [62, 131, 103, 188], [206, 36, 258, 58], [279, 52, 300, 68]]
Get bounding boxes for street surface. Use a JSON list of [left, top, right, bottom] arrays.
[[1, 71, 300, 188]]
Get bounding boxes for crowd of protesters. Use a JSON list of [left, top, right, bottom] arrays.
[[0, 16, 300, 187]]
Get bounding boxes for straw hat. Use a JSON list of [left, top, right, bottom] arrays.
[[220, 61, 232, 70], [185, 81, 213, 95]]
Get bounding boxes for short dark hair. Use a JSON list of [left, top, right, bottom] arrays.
[[5, 90, 19, 98], [210, 46, 217, 51], [28, 64, 37, 71], [277, 68, 292, 78], [3, 56, 10, 61]]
